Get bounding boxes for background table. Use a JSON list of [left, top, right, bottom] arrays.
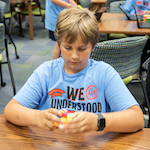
[[91, 0, 106, 11], [0, 114, 150, 149], [99, 13, 150, 35], [91, 0, 106, 4]]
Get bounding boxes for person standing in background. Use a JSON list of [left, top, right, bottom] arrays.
[[11, 1, 27, 29], [45, 0, 78, 59]]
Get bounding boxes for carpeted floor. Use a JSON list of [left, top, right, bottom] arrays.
[[0, 16, 55, 113]]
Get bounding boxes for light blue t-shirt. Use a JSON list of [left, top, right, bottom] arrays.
[[13, 58, 138, 114], [45, 0, 70, 32]]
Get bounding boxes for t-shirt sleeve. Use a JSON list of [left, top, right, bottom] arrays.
[[104, 65, 138, 112], [13, 63, 48, 108]]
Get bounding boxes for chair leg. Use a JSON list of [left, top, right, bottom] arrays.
[[8, 16, 12, 35], [38, 2, 45, 28], [9, 3, 13, 35], [5, 39, 16, 95], [4, 17, 19, 59], [139, 75, 150, 128], [5, 30, 19, 59], [18, 12, 24, 37], [37, 2, 43, 22], [140, 50, 150, 127], [0, 62, 6, 87]]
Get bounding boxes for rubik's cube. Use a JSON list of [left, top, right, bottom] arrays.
[[54, 109, 76, 129]]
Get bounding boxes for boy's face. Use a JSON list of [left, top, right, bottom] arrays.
[[60, 35, 93, 75]]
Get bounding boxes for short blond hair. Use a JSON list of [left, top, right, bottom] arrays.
[[54, 7, 99, 49]]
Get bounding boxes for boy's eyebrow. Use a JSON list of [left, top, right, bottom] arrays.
[[62, 43, 89, 48], [79, 43, 90, 47], [62, 42, 89, 46]]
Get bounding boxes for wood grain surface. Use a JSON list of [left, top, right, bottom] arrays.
[[91, 0, 106, 4], [99, 13, 150, 35], [0, 114, 150, 150]]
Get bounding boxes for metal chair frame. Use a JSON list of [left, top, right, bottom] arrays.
[[0, 24, 16, 95], [0, 1, 19, 59]]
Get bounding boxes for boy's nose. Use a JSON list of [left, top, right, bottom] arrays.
[[71, 50, 79, 59]]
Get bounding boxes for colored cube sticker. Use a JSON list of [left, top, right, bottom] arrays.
[[54, 109, 76, 129]]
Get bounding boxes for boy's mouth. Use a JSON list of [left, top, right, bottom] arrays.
[[70, 61, 79, 65]]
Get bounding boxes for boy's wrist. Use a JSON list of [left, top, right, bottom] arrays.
[[97, 114, 106, 131], [33, 109, 41, 126]]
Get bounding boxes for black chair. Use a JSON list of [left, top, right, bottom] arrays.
[[0, 23, 16, 95], [0, 1, 16, 95], [0, 0, 19, 59]]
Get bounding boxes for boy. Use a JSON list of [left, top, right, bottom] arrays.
[[4, 7, 144, 134]]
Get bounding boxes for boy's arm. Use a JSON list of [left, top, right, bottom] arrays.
[[4, 99, 63, 130], [63, 105, 144, 133], [101, 105, 144, 132], [51, 0, 77, 8]]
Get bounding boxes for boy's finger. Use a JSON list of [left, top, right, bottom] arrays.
[[48, 108, 62, 116], [47, 112, 63, 123]]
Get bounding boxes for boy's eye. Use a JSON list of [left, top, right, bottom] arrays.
[[64, 46, 72, 50], [78, 47, 86, 51]]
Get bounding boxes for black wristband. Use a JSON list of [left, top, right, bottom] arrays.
[[97, 114, 105, 131]]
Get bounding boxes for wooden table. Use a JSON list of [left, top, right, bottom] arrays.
[[10, 0, 34, 40], [91, 0, 106, 4], [91, 0, 106, 11], [0, 114, 150, 149], [99, 13, 150, 35]]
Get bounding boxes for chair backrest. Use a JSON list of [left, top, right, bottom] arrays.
[[0, 23, 5, 54], [0, 0, 10, 13], [105, 0, 124, 12], [0, 1, 6, 22], [110, 1, 126, 13], [90, 36, 148, 79]]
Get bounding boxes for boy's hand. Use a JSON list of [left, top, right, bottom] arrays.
[[62, 111, 98, 134], [35, 108, 63, 131]]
